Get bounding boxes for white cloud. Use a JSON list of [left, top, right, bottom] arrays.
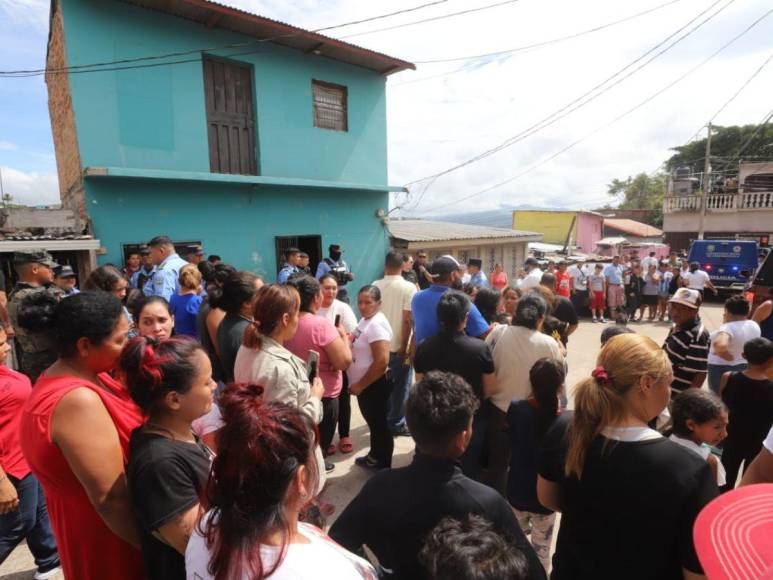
[[0, 0, 49, 32], [0, 166, 59, 206], [0, 141, 17, 151]]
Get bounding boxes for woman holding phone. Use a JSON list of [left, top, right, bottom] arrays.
[[285, 276, 352, 472]]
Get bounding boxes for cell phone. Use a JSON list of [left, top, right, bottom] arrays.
[[334, 314, 342, 327], [307, 350, 319, 382]]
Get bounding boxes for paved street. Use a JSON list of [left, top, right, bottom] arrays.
[[0, 301, 725, 579]]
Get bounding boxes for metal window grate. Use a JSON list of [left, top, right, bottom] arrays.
[[312, 80, 348, 132]]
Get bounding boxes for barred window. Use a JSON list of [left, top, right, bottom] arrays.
[[312, 80, 348, 131]]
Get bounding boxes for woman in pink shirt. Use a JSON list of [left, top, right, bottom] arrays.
[[284, 276, 352, 472], [491, 263, 508, 291]]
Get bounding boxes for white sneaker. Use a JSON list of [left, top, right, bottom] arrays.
[[34, 565, 62, 580], [600, 317, 607, 323]]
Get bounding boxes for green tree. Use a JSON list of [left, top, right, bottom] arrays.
[[666, 123, 773, 174], [607, 172, 667, 226]]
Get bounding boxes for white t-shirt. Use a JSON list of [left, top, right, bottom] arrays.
[[317, 300, 358, 334], [517, 268, 543, 291], [186, 519, 377, 580], [192, 404, 223, 438], [764, 425, 773, 453], [347, 312, 393, 385], [568, 265, 589, 291], [708, 320, 761, 366], [641, 256, 659, 271], [683, 270, 711, 290], [372, 275, 417, 352], [669, 434, 726, 486], [486, 325, 563, 412]]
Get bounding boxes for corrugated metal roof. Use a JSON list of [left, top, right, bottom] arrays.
[[389, 220, 542, 243], [604, 218, 663, 237], [118, 0, 415, 75]]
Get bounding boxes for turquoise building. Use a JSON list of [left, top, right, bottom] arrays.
[[46, 0, 413, 284]]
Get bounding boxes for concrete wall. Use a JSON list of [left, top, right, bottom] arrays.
[[663, 210, 773, 234], [0, 208, 77, 231], [410, 242, 528, 278], [84, 178, 389, 287], [60, 0, 389, 186], [512, 211, 576, 246]]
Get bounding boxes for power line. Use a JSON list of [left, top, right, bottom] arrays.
[[0, 0, 452, 77], [402, 0, 733, 210], [412, 0, 684, 64], [339, 0, 521, 39], [419, 5, 773, 214]]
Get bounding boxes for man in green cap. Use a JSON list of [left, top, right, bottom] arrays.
[[8, 251, 63, 382]]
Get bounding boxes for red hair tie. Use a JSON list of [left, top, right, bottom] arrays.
[[140, 341, 164, 390], [592, 366, 611, 386]]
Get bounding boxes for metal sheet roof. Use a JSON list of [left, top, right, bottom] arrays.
[[389, 220, 543, 243], [603, 218, 663, 238], [118, 0, 415, 75]]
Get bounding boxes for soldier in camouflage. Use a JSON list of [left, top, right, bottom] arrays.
[[8, 251, 63, 382]]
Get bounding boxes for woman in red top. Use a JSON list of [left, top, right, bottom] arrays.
[[19, 292, 145, 580], [491, 263, 509, 291], [0, 323, 61, 579]]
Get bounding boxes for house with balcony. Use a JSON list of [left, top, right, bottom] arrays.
[[663, 162, 773, 251], [46, 0, 413, 282]]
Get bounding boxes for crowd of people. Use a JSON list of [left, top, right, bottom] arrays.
[[0, 238, 770, 580]]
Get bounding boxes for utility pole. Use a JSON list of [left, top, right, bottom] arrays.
[[698, 123, 712, 240], [0, 166, 4, 209]]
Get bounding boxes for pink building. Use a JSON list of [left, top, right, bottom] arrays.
[[512, 210, 604, 254]]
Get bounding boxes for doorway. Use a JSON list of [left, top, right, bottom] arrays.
[[275, 235, 322, 275]]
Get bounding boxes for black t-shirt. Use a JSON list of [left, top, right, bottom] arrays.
[[0, 270, 6, 293], [402, 269, 419, 285], [722, 372, 773, 445], [217, 312, 250, 383], [413, 262, 431, 290], [127, 430, 212, 580], [414, 331, 495, 401], [538, 414, 717, 579], [551, 296, 578, 345]]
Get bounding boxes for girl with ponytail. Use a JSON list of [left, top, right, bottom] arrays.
[[537, 333, 719, 579], [121, 336, 215, 579], [185, 385, 377, 580]]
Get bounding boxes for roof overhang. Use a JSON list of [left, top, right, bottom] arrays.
[[117, 0, 415, 76], [0, 239, 101, 252], [391, 235, 543, 251]]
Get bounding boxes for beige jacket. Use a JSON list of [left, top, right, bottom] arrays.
[[233, 336, 323, 424]]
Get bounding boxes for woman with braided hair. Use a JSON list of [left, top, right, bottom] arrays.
[[121, 336, 215, 579], [185, 384, 376, 579], [537, 333, 719, 579], [19, 292, 145, 579]]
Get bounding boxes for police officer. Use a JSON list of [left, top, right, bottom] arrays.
[[130, 246, 156, 293], [277, 247, 302, 284], [184, 244, 205, 265], [146, 236, 188, 301], [8, 251, 63, 382], [316, 244, 355, 302]]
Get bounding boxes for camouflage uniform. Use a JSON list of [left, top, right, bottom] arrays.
[[8, 251, 63, 383]]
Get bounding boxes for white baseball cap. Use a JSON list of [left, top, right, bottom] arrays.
[[669, 288, 701, 309]]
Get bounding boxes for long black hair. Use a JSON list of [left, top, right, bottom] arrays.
[[529, 358, 564, 444]]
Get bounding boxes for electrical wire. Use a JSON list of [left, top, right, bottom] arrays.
[[417, 5, 773, 214], [403, 0, 733, 191], [0, 0, 452, 77], [401, 0, 733, 212]]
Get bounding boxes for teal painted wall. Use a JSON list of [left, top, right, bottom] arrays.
[[61, 0, 389, 185], [84, 179, 390, 288]]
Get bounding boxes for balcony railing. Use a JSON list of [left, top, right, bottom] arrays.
[[664, 191, 773, 213]]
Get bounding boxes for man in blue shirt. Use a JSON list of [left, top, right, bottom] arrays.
[[467, 258, 488, 287], [131, 247, 157, 294], [412, 255, 490, 345], [277, 247, 301, 284], [603, 255, 627, 317], [146, 235, 188, 301]]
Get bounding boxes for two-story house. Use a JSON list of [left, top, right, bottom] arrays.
[[663, 162, 773, 251], [46, 0, 413, 283]]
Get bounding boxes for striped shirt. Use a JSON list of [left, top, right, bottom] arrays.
[[663, 317, 710, 390]]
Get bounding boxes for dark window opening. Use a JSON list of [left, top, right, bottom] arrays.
[[203, 57, 258, 175], [312, 80, 348, 132], [275, 235, 322, 275]]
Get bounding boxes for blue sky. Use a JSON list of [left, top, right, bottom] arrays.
[[0, 0, 772, 211]]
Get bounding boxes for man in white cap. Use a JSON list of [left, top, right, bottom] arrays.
[[663, 288, 710, 391], [516, 257, 543, 291]]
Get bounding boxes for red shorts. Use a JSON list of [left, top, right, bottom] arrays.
[[591, 291, 606, 310]]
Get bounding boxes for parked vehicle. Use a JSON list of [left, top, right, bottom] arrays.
[[687, 240, 759, 291]]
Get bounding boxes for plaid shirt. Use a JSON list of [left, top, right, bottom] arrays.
[[663, 316, 710, 391]]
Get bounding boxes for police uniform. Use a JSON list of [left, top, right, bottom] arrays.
[[277, 263, 300, 284], [8, 251, 64, 382], [149, 253, 188, 301]]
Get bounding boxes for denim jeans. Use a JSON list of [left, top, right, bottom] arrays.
[[387, 352, 413, 431], [0, 473, 59, 569], [707, 363, 746, 394]]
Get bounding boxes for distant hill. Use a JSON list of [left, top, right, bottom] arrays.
[[421, 204, 570, 229]]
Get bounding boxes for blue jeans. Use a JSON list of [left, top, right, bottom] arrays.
[[0, 473, 59, 569], [707, 363, 747, 394], [387, 352, 413, 431]]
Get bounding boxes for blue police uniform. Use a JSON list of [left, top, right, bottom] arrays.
[[149, 254, 188, 301]]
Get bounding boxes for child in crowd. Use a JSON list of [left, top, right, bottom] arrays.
[[669, 389, 728, 486], [625, 264, 645, 322], [600, 324, 635, 346], [719, 337, 773, 492], [589, 264, 606, 323], [169, 264, 202, 339], [507, 358, 565, 572]]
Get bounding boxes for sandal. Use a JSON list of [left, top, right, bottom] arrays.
[[326, 444, 336, 456], [339, 437, 353, 454]]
